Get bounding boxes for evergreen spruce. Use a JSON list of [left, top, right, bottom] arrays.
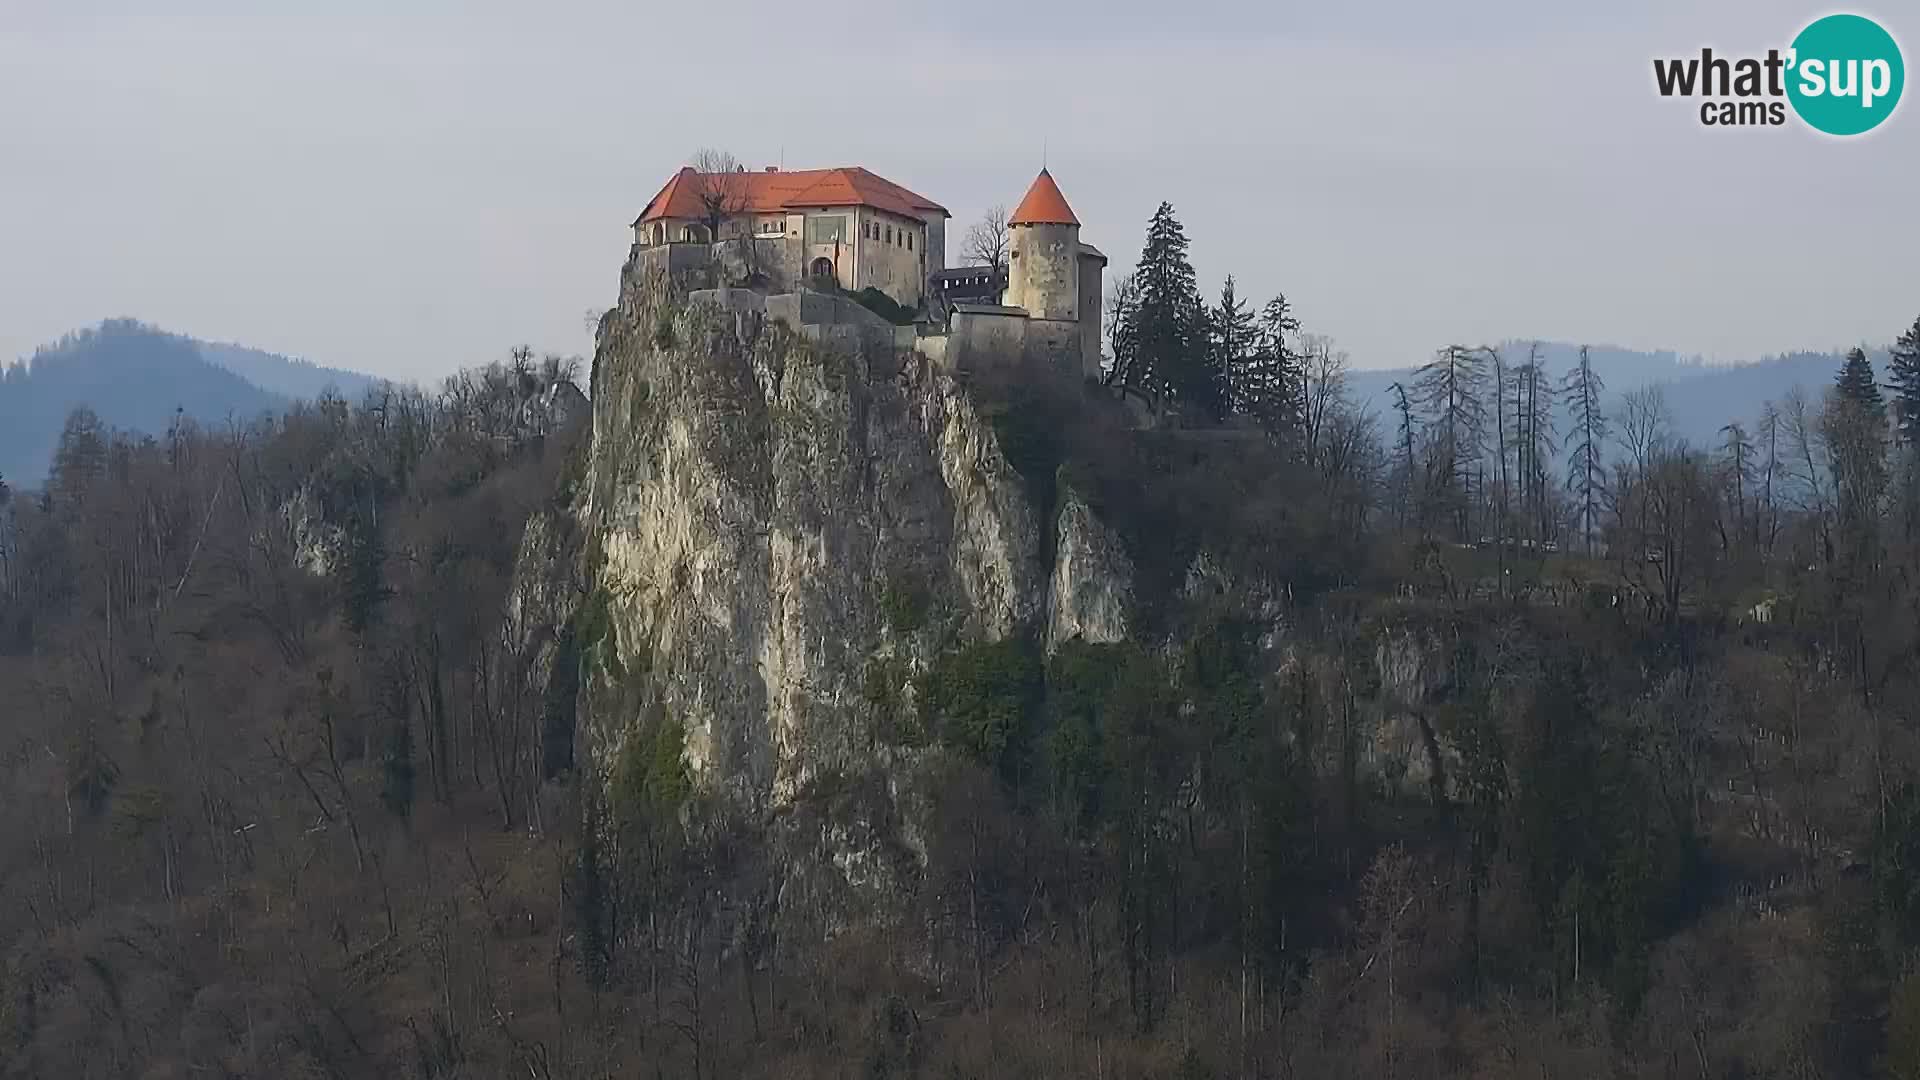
[[1233, 294, 1302, 439], [343, 515, 386, 635], [1837, 347, 1885, 414], [1562, 346, 1608, 555], [1828, 347, 1889, 576], [1119, 203, 1216, 416], [1889, 315, 1920, 445], [1512, 344, 1557, 541], [1209, 276, 1257, 415], [1391, 381, 1417, 529], [1413, 344, 1490, 541]]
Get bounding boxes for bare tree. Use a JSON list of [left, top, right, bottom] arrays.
[[963, 205, 1010, 272], [1102, 272, 1140, 387], [1299, 332, 1351, 472], [1758, 400, 1782, 554], [1639, 446, 1716, 624], [1781, 388, 1833, 569], [1615, 385, 1672, 481], [1611, 385, 1671, 571], [687, 148, 749, 242]]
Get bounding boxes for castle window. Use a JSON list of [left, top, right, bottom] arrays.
[[885, 226, 893, 244], [807, 215, 847, 245], [907, 232, 913, 251]]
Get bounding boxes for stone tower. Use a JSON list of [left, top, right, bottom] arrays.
[[1004, 169, 1081, 322]]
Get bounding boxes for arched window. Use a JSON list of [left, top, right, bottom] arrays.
[[810, 256, 834, 281]]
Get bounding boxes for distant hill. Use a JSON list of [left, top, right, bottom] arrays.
[[1348, 341, 1881, 452], [1, 321, 292, 485], [198, 338, 377, 400]]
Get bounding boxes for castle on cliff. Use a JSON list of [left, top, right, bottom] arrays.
[[631, 164, 1107, 381]]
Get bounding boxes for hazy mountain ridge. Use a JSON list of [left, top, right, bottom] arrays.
[[0, 319, 378, 485], [197, 337, 378, 400], [1348, 341, 1889, 450]]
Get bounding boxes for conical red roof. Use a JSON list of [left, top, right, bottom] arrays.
[[1009, 169, 1079, 227]]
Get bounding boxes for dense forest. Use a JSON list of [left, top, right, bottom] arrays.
[[6, 201, 1920, 1080]]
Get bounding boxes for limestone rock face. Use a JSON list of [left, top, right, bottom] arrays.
[[505, 507, 587, 777], [1365, 626, 1463, 801], [1375, 626, 1451, 710], [1044, 487, 1133, 653], [280, 486, 345, 578], [574, 265, 1065, 813]]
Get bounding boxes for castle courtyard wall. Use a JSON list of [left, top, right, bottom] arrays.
[[1077, 251, 1105, 380]]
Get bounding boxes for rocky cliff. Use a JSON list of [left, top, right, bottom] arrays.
[[506, 261, 1147, 917], [509, 257, 1471, 930]]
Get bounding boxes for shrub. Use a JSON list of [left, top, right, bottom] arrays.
[[611, 710, 689, 830], [863, 656, 924, 747], [919, 637, 1043, 781], [880, 570, 931, 633], [851, 286, 917, 326]]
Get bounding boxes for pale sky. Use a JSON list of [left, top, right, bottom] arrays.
[[2, 1, 1914, 383]]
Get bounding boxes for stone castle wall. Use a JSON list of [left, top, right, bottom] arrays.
[[1005, 222, 1079, 322]]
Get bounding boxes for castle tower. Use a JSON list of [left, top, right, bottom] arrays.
[[1004, 169, 1081, 322]]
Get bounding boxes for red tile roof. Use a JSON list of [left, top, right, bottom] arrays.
[[1008, 169, 1079, 227], [634, 166, 948, 225]]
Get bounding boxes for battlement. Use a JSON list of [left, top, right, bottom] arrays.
[[678, 283, 1100, 388], [687, 286, 919, 358]]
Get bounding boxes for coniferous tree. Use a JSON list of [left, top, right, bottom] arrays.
[[1209, 277, 1258, 415], [1837, 347, 1885, 414], [1888, 316, 1920, 446], [1491, 349, 1512, 543], [1826, 349, 1889, 576], [343, 516, 386, 635], [1758, 400, 1782, 553], [1235, 294, 1302, 439], [50, 408, 108, 513], [1562, 346, 1608, 555], [1719, 422, 1756, 549], [1391, 381, 1417, 531], [1890, 318, 1920, 542], [1118, 203, 1215, 415], [1513, 344, 1557, 542], [1413, 345, 1489, 541]]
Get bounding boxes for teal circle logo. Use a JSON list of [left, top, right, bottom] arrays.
[[1787, 14, 1904, 135]]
